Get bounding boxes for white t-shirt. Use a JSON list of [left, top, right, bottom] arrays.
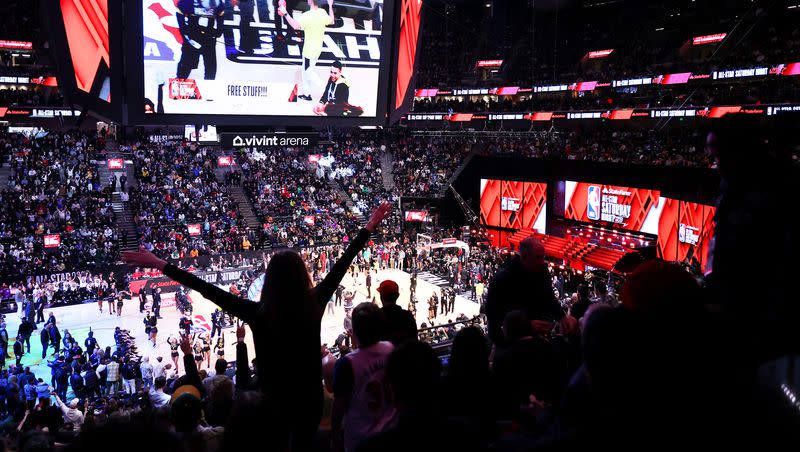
[[149, 388, 171, 409]]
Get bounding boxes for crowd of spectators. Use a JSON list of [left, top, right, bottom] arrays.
[[391, 135, 474, 197], [319, 135, 402, 238], [479, 128, 714, 167], [0, 316, 237, 450], [239, 146, 363, 248], [0, 131, 119, 279], [416, 244, 510, 297], [0, 87, 64, 108], [417, 0, 799, 89], [0, 271, 118, 315], [1, 243, 785, 451], [129, 143, 252, 260], [0, 114, 794, 450]]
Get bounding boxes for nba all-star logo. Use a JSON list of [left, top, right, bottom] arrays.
[[587, 185, 600, 220]]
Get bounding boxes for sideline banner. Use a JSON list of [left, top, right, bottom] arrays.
[[128, 267, 254, 295]]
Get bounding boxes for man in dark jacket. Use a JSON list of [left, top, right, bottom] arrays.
[[312, 60, 363, 117], [179, 316, 193, 336], [376, 280, 417, 345], [70, 367, 85, 402], [13, 335, 24, 366], [35, 297, 45, 324], [48, 325, 61, 356], [335, 284, 344, 307], [0, 326, 9, 360], [210, 309, 221, 338], [55, 361, 70, 400], [24, 300, 35, 323], [85, 330, 97, 354], [82, 363, 101, 398], [152, 288, 162, 319], [40, 327, 50, 359], [175, 0, 225, 80], [17, 318, 35, 353], [485, 237, 564, 345]]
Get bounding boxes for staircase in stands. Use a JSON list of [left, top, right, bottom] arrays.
[[213, 166, 261, 231], [379, 148, 396, 191], [99, 140, 139, 252], [311, 162, 367, 224]]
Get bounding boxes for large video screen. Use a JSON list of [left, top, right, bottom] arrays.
[[563, 181, 716, 267], [564, 181, 663, 233], [480, 179, 547, 232], [657, 200, 716, 268], [142, 0, 387, 118]]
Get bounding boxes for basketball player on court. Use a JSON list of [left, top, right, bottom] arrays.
[[278, 0, 335, 101]]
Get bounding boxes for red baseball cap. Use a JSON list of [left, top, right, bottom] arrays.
[[376, 280, 399, 295]]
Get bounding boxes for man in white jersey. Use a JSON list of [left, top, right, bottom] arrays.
[[279, 0, 335, 101], [331, 302, 397, 452]]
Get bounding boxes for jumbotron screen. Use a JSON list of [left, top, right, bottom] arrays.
[[563, 181, 716, 267], [142, 0, 388, 117], [564, 181, 663, 233], [480, 179, 547, 232]]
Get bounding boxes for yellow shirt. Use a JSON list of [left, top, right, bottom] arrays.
[[298, 8, 331, 60]]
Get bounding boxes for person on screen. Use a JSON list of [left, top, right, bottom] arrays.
[[175, 0, 226, 80], [273, 0, 301, 43], [312, 60, 364, 116], [279, 0, 335, 102], [237, 0, 259, 53]]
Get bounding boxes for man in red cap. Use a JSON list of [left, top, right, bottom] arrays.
[[376, 280, 417, 346]]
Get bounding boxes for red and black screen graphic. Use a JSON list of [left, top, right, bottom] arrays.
[[59, 0, 111, 101], [480, 179, 547, 232], [657, 200, 716, 268], [395, 0, 423, 110], [563, 180, 715, 267], [564, 181, 662, 232]]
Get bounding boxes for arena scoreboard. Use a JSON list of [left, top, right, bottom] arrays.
[[44, 0, 424, 127]]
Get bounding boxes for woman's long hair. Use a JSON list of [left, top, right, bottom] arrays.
[[447, 326, 490, 381], [259, 250, 316, 332]]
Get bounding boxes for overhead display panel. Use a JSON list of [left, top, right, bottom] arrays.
[[133, 0, 395, 124], [480, 179, 547, 233]]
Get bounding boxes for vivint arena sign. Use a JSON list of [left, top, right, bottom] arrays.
[[220, 133, 319, 148]]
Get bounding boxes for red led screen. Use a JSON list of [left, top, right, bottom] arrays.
[[480, 179, 547, 232]]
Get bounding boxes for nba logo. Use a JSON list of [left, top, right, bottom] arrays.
[[587, 186, 600, 220], [679, 224, 686, 242]]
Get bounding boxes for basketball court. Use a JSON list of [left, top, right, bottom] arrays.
[[3, 268, 479, 379]]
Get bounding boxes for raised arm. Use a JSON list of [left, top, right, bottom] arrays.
[[234, 323, 253, 391], [122, 249, 258, 323], [180, 335, 204, 395], [315, 202, 392, 306], [278, 2, 303, 30], [327, 0, 335, 25]]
